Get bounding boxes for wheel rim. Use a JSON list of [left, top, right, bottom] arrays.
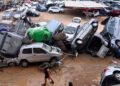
[[115, 73, 120, 81]]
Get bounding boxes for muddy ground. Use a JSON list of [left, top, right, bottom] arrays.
[[0, 10, 120, 86]]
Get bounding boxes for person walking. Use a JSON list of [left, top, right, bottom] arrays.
[[42, 67, 54, 86]]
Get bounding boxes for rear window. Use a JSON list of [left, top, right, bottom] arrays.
[[23, 48, 32, 54]]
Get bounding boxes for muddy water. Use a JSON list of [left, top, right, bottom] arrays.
[[0, 10, 119, 86]]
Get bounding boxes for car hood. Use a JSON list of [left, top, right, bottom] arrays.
[[50, 46, 62, 55]]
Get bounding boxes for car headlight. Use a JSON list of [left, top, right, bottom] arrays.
[[77, 40, 83, 44], [77, 40, 82, 44]]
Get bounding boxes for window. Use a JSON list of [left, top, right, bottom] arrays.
[[33, 48, 46, 54], [23, 48, 32, 54]]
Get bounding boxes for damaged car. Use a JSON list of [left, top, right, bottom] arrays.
[[100, 61, 120, 86], [71, 19, 98, 52], [0, 32, 23, 57], [64, 17, 81, 46], [87, 17, 120, 58], [87, 33, 109, 58], [101, 17, 120, 48], [14, 43, 62, 67], [46, 19, 64, 36]]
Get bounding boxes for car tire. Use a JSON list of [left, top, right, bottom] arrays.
[[50, 57, 58, 63], [59, 11, 62, 13], [115, 40, 120, 47], [114, 72, 120, 81], [8, 62, 16, 67], [49, 10, 52, 13], [20, 60, 29, 67]]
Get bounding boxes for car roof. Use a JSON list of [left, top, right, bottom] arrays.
[[21, 43, 44, 49], [50, 6, 59, 8]]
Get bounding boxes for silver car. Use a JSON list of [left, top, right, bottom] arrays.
[[100, 62, 120, 86], [64, 22, 80, 43], [16, 43, 62, 67]]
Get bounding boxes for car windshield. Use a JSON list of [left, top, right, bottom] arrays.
[[42, 43, 51, 52], [64, 26, 76, 34]]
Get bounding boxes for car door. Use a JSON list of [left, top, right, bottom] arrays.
[[53, 7, 58, 12], [33, 48, 50, 62], [21, 48, 33, 62]]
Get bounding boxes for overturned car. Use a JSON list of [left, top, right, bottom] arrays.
[[71, 19, 98, 52], [87, 17, 120, 58]]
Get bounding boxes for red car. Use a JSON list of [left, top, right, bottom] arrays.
[[109, 3, 120, 16]]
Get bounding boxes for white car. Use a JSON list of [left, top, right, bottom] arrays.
[[100, 62, 120, 86], [72, 17, 81, 23], [64, 22, 80, 43], [14, 43, 62, 67], [48, 6, 64, 13], [14, 7, 28, 19], [31, 1, 38, 9]]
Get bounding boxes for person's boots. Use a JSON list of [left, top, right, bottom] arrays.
[[42, 83, 46, 86]]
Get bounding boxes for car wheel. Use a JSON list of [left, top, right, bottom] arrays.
[[49, 10, 52, 13], [59, 11, 62, 13], [115, 40, 120, 47], [114, 72, 120, 81], [8, 62, 16, 66], [20, 60, 28, 67], [50, 57, 58, 63]]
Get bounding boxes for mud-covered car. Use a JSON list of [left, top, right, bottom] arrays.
[[100, 62, 120, 86], [87, 17, 120, 58], [15, 43, 62, 67], [101, 17, 120, 48], [0, 32, 23, 57], [46, 20, 64, 36], [87, 33, 109, 58], [64, 22, 80, 43], [71, 19, 98, 52]]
